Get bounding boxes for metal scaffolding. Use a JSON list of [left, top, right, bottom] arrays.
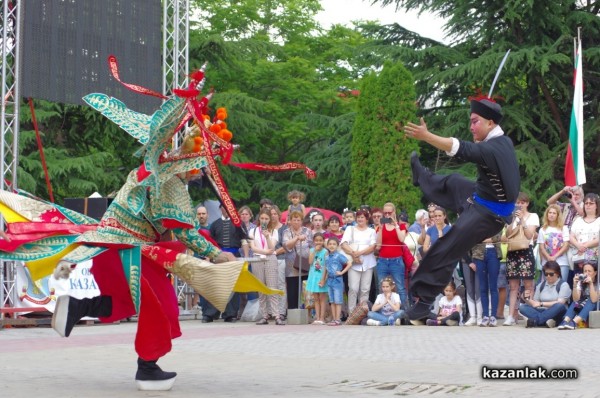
[[0, 0, 21, 316], [163, 0, 189, 96], [163, 0, 197, 314], [0, 0, 196, 323]]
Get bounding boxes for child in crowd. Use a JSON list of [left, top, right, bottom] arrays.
[[341, 209, 356, 231], [324, 215, 344, 240], [366, 277, 404, 326], [426, 280, 462, 326], [306, 233, 329, 325], [558, 262, 598, 330], [287, 190, 306, 216], [319, 237, 350, 326]]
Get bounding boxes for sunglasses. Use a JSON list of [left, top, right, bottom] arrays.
[[544, 272, 556, 277]]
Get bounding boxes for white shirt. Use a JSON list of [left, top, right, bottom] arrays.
[[374, 292, 401, 317], [537, 225, 570, 266], [341, 226, 377, 271], [438, 295, 462, 317], [446, 125, 505, 157]]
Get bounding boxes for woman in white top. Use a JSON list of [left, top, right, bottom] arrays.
[[504, 192, 539, 326], [537, 204, 570, 283], [250, 209, 284, 325], [569, 193, 600, 276], [341, 209, 377, 313]]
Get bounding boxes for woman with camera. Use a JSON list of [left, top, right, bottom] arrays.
[[250, 208, 284, 325], [375, 202, 408, 306], [546, 186, 584, 229], [558, 262, 598, 329]]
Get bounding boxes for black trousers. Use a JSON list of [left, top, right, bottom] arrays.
[[200, 248, 241, 320], [411, 170, 505, 302], [286, 275, 308, 310], [201, 293, 240, 320]]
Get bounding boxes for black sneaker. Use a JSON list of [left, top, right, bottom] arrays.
[[406, 298, 434, 321], [526, 318, 536, 328], [201, 317, 213, 323]]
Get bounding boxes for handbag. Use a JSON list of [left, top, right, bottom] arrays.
[[292, 233, 311, 272], [342, 226, 362, 265], [507, 223, 530, 252], [401, 244, 415, 274]]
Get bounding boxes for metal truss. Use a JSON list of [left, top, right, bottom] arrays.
[[163, 0, 198, 315], [162, 0, 189, 96], [0, 0, 21, 316]]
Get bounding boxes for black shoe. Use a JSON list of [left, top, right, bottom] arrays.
[[201, 317, 213, 323], [526, 318, 536, 328], [224, 317, 236, 323], [406, 298, 434, 321], [135, 358, 177, 391], [52, 295, 112, 337], [410, 151, 422, 187]]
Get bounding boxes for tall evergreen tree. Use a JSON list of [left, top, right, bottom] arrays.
[[349, 62, 419, 213], [366, 0, 600, 212]]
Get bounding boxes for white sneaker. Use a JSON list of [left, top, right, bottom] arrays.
[[366, 319, 382, 326], [464, 317, 477, 326], [480, 316, 490, 327], [395, 318, 402, 326], [488, 316, 498, 327], [546, 319, 556, 328], [503, 315, 516, 326]]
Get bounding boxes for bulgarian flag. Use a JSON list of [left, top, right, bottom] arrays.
[[564, 37, 585, 186]]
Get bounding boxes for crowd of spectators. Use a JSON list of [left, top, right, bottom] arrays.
[[194, 185, 599, 329]]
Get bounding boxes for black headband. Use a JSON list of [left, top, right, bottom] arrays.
[[470, 99, 502, 124]]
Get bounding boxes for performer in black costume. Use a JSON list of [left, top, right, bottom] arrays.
[[403, 97, 520, 321]]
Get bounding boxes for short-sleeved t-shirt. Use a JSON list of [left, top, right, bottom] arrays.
[[438, 295, 462, 317]]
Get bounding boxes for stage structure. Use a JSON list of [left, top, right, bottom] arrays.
[[0, 0, 191, 320]]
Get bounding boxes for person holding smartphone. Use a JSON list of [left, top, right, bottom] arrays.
[[375, 202, 408, 306], [250, 208, 284, 325]]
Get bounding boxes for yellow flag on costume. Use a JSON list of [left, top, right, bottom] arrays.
[[167, 254, 282, 312], [233, 262, 284, 295], [0, 202, 29, 223], [26, 244, 78, 282]]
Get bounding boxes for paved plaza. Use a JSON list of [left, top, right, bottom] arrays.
[[0, 317, 597, 397]]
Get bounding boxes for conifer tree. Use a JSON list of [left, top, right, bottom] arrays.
[[349, 62, 419, 213]]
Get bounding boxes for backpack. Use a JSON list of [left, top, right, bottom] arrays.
[[538, 280, 569, 305]]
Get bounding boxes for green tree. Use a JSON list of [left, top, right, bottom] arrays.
[[188, 1, 372, 211], [349, 62, 419, 213], [17, 100, 133, 202], [366, 0, 600, 212]]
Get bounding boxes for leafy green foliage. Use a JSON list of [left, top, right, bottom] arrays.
[[366, 0, 600, 212], [17, 99, 135, 202], [349, 62, 420, 213]]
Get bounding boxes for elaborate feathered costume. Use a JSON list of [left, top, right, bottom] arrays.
[[0, 59, 305, 390]]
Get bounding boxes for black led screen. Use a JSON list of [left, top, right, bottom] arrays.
[[21, 0, 162, 114]]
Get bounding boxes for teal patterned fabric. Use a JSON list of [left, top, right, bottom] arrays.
[[0, 235, 78, 262], [83, 93, 152, 145]]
